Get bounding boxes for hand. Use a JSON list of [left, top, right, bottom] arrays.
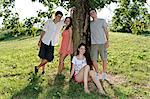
[[67, 49, 70, 52], [105, 41, 109, 48], [70, 6, 76, 12], [67, 46, 71, 52], [69, 75, 73, 81], [38, 41, 41, 48], [95, 72, 99, 80], [69, 78, 72, 82]]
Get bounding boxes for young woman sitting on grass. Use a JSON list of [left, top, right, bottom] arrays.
[[70, 43, 105, 94]]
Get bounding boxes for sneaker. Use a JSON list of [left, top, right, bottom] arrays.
[[34, 66, 38, 74], [41, 71, 45, 75], [95, 72, 99, 80], [98, 89, 105, 95], [102, 73, 107, 80]]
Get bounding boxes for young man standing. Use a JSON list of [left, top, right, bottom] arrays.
[[35, 11, 64, 74], [89, 9, 109, 80]]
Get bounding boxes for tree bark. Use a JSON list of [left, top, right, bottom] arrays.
[[71, 0, 91, 54]]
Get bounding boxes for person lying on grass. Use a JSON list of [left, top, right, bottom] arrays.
[[70, 43, 105, 94]]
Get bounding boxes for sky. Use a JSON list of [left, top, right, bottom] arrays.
[[14, 0, 118, 22], [0, 0, 150, 27]]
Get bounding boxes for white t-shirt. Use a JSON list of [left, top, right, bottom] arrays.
[[72, 56, 87, 75], [42, 19, 64, 46]]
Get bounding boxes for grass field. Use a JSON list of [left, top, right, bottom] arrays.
[[0, 32, 150, 99]]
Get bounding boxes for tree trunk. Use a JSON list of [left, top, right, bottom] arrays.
[[71, 0, 91, 54]]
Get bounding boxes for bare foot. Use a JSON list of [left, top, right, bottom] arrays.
[[84, 89, 90, 94]]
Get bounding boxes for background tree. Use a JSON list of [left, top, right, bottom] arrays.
[[111, 0, 149, 35], [0, 0, 46, 37], [0, 1, 23, 37]]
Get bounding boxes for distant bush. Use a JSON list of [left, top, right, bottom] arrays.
[[0, 29, 13, 40], [0, 27, 42, 41]]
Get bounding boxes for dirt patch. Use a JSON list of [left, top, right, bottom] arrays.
[[106, 74, 127, 85]]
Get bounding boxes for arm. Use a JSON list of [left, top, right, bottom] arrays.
[[104, 27, 109, 48], [38, 20, 49, 47], [70, 7, 75, 18], [67, 27, 72, 51], [104, 27, 109, 42], [70, 64, 74, 79], [38, 31, 45, 47], [83, 12, 89, 33], [103, 20, 109, 48]]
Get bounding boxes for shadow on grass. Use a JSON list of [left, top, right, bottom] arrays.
[[101, 79, 128, 98], [66, 79, 111, 99], [45, 74, 65, 98], [11, 73, 43, 99], [66, 79, 84, 97], [0, 73, 21, 78]]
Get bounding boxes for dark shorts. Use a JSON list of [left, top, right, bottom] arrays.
[[38, 41, 54, 62]]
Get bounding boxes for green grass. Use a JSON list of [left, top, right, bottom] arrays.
[[0, 32, 150, 99]]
